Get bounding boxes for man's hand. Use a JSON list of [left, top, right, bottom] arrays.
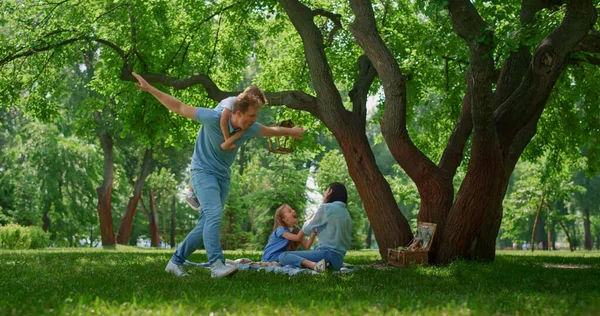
[[290, 125, 307, 140], [132, 72, 152, 92]]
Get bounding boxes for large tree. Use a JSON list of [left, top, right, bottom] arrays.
[[2, 0, 599, 263]]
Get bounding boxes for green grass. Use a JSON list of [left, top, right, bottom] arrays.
[[1, 248, 599, 315]]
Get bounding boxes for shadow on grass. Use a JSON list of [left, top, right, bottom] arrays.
[[1, 249, 599, 314]]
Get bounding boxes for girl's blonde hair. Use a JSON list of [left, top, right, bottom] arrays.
[[273, 204, 300, 251]]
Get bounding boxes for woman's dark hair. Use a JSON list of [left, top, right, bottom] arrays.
[[324, 182, 348, 204]]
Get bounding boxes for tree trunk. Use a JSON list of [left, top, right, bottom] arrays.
[[149, 190, 160, 248], [365, 222, 372, 249], [336, 127, 413, 257], [583, 207, 592, 250], [95, 115, 116, 246], [42, 207, 51, 233], [558, 220, 574, 252], [117, 148, 153, 244], [170, 196, 176, 248], [531, 193, 546, 252]]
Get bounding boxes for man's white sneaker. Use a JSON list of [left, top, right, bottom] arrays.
[[210, 259, 238, 278], [165, 261, 189, 277], [314, 259, 327, 273], [186, 191, 200, 211]]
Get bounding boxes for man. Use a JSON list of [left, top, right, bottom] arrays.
[[132, 72, 307, 278]]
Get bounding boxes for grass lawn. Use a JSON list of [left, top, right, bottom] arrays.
[[1, 248, 599, 315]]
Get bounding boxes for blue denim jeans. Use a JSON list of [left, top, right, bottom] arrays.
[[171, 170, 230, 265], [278, 246, 345, 271]]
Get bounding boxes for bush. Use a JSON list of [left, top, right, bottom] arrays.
[[0, 224, 50, 249]]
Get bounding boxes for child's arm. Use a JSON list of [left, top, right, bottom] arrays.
[[281, 230, 305, 242], [300, 230, 317, 249], [221, 129, 244, 150], [220, 107, 245, 150], [219, 108, 231, 140]]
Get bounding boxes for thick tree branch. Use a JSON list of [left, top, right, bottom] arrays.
[[122, 72, 317, 114], [574, 33, 600, 53], [312, 8, 343, 46], [438, 95, 472, 178], [278, 0, 343, 118], [349, 0, 444, 189], [348, 55, 377, 122], [494, 0, 597, 144]]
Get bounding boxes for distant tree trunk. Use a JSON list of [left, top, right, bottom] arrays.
[[170, 196, 176, 248], [149, 190, 160, 247], [583, 207, 592, 250], [162, 193, 167, 248], [89, 226, 94, 248], [365, 222, 372, 249], [128, 223, 136, 246], [42, 206, 51, 233], [95, 112, 116, 246], [531, 193, 546, 252], [117, 148, 153, 244], [558, 220, 575, 252]]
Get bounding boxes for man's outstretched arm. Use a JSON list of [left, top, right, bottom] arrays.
[[258, 124, 307, 139], [132, 72, 196, 120]]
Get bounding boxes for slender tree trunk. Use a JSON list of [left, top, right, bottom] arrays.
[[117, 148, 153, 244], [365, 222, 372, 249], [583, 207, 592, 250], [170, 196, 176, 248], [95, 114, 116, 246], [162, 194, 167, 248], [149, 190, 160, 247], [531, 193, 546, 252], [89, 226, 93, 248], [42, 207, 51, 233], [558, 220, 574, 252]]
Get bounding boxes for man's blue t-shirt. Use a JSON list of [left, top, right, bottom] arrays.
[[262, 227, 291, 262], [190, 97, 261, 179]]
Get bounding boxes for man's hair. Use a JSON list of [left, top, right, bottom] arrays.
[[324, 182, 348, 204], [232, 94, 262, 114]]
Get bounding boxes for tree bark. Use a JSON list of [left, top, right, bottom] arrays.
[[531, 193, 546, 252], [95, 113, 116, 246], [116, 147, 153, 244], [558, 220, 575, 252], [149, 190, 160, 247], [170, 196, 176, 248], [583, 207, 592, 250]]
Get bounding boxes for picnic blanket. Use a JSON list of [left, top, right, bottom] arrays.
[[184, 258, 357, 276]]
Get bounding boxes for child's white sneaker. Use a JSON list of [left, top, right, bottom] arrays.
[[185, 191, 200, 211]]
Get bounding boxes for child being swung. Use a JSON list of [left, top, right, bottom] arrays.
[[185, 86, 267, 210], [262, 204, 317, 262]]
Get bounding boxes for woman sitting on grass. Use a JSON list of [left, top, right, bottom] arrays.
[[261, 204, 318, 263], [279, 182, 353, 272]]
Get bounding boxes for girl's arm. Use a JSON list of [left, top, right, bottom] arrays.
[[281, 229, 305, 242], [300, 231, 317, 249]]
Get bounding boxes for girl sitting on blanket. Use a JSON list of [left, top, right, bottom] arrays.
[[261, 204, 317, 263], [279, 182, 353, 273]]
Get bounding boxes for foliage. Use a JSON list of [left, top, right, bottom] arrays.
[[502, 156, 585, 243], [0, 224, 50, 249]]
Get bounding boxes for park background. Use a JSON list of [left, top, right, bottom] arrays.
[[1, 0, 600, 314]]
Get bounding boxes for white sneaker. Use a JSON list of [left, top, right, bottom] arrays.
[[186, 191, 200, 211], [314, 259, 327, 273], [165, 261, 189, 277], [210, 259, 238, 278]]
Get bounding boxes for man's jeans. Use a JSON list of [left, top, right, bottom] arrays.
[[171, 170, 230, 265], [278, 246, 345, 271]]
